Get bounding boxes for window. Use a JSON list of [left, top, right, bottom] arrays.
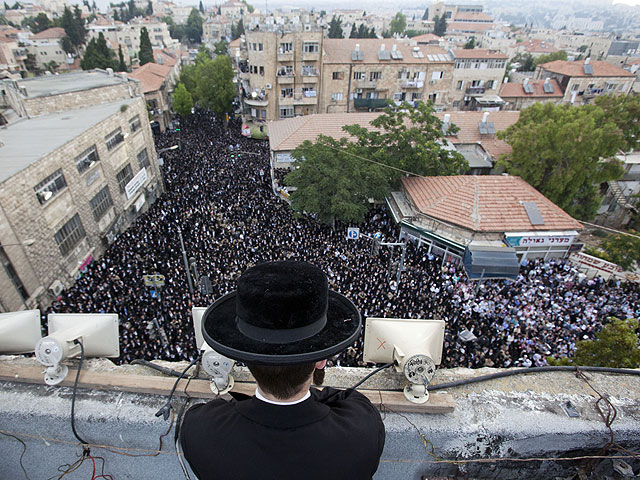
[[279, 42, 292, 53], [259, 66, 264, 76], [90, 186, 113, 221], [75, 146, 99, 174], [332, 71, 344, 80], [258, 43, 263, 51], [453, 100, 460, 108], [34, 169, 67, 204], [398, 70, 410, 80], [353, 71, 365, 80], [261, 109, 267, 119], [279, 107, 294, 118], [331, 92, 343, 101], [571, 83, 580, 92], [0, 246, 28, 301], [54, 214, 86, 256], [116, 163, 133, 194], [302, 65, 318, 76], [369, 71, 381, 81], [431, 71, 443, 80], [129, 115, 141, 132], [457, 80, 464, 90], [393, 92, 403, 101], [303, 42, 319, 53], [471, 80, 483, 87], [105, 128, 124, 151], [281, 87, 293, 98], [428, 92, 437, 102], [137, 148, 150, 169], [486, 80, 495, 89], [411, 92, 422, 101]]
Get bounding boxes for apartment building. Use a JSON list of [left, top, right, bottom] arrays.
[[203, 16, 232, 46], [499, 78, 563, 110], [25, 27, 70, 72], [0, 70, 162, 312], [87, 19, 174, 60], [320, 39, 454, 114], [534, 59, 635, 105], [241, 28, 323, 122], [0, 28, 26, 73], [450, 49, 508, 110]]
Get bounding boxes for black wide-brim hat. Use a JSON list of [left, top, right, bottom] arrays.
[[202, 261, 361, 364]]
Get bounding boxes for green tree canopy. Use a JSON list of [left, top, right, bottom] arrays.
[[433, 14, 447, 36], [349, 23, 357, 38], [138, 26, 154, 65], [23, 12, 52, 34], [594, 94, 640, 152], [81, 32, 118, 70], [463, 36, 476, 49], [146, 0, 153, 15], [285, 136, 388, 225], [342, 101, 467, 185], [172, 82, 193, 117], [186, 8, 203, 43], [422, 7, 429, 20], [598, 231, 640, 270], [533, 50, 568, 69], [549, 318, 640, 368], [213, 39, 228, 56], [389, 12, 406, 35], [328, 15, 343, 38], [497, 102, 626, 220], [60, 6, 86, 51], [117, 44, 127, 71], [231, 18, 244, 40], [194, 54, 234, 118]]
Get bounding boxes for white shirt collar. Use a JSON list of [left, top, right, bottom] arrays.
[[255, 388, 310, 405]]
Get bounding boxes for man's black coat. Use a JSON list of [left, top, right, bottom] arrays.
[[180, 387, 385, 480]]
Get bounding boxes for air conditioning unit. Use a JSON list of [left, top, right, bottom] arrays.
[[49, 280, 64, 297], [265, 83, 272, 89]]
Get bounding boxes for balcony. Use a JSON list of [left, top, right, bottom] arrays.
[[277, 51, 294, 62], [302, 75, 318, 84], [279, 95, 294, 106], [277, 74, 295, 84], [353, 98, 389, 110], [245, 96, 269, 107], [239, 71, 250, 80], [466, 86, 485, 95], [583, 88, 604, 98], [293, 92, 317, 105], [302, 51, 320, 61], [402, 80, 424, 89], [353, 79, 378, 90]]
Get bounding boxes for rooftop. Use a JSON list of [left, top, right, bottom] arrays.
[[446, 22, 494, 33], [522, 39, 559, 54], [0, 98, 136, 184], [9, 70, 131, 98], [402, 175, 584, 233], [32, 27, 66, 39], [451, 48, 508, 59], [539, 59, 635, 77], [323, 39, 452, 65], [127, 62, 172, 93], [452, 11, 493, 22], [412, 33, 442, 43], [499, 79, 564, 98], [153, 49, 178, 67]]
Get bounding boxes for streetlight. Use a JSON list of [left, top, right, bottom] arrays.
[[157, 145, 179, 154]]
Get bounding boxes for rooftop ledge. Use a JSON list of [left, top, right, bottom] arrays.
[[1, 357, 639, 479]]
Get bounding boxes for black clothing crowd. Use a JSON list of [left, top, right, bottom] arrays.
[[46, 109, 640, 368]]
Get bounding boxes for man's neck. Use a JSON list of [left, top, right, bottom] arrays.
[[256, 383, 310, 404]]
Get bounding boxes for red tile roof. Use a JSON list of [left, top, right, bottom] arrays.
[[451, 48, 507, 59], [522, 39, 558, 54], [412, 33, 442, 43], [539, 60, 635, 78], [499, 79, 563, 98], [402, 175, 583, 232], [153, 49, 178, 67], [453, 11, 493, 22], [447, 22, 493, 33], [32, 27, 66, 39], [127, 62, 172, 93]]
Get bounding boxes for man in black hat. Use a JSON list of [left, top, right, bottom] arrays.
[[179, 261, 385, 480]]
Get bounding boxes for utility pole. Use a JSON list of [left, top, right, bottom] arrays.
[[178, 229, 194, 295]]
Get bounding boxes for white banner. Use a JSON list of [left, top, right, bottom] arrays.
[[125, 167, 148, 200]]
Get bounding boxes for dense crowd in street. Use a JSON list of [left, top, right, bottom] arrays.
[[47, 109, 640, 369]]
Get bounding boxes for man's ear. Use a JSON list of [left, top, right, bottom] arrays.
[[315, 359, 327, 369]]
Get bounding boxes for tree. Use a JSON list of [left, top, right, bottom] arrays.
[[509, 52, 535, 72], [195, 55, 234, 119], [285, 136, 388, 225], [138, 26, 154, 65], [23, 12, 52, 34], [231, 18, 244, 40], [113, 9, 119, 21], [146, 0, 153, 15], [357, 23, 368, 38], [598, 231, 640, 270], [549, 318, 640, 368], [463, 36, 476, 49], [342, 102, 467, 186], [497, 103, 626, 220], [368, 27, 376, 38], [24, 53, 40, 73], [117, 44, 127, 71], [328, 16, 343, 39], [172, 82, 193, 117], [389, 12, 406, 35], [594, 94, 640, 152], [422, 7, 429, 20], [186, 9, 203, 44], [349, 23, 357, 38], [533, 50, 567, 68], [199, 0, 204, 13], [72, 5, 87, 44], [81, 33, 118, 70], [433, 14, 447, 36], [213, 39, 228, 56]]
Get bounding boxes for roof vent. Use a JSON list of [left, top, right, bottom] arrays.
[[106, 67, 114, 75], [392, 44, 397, 51], [355, 43, 360, 51], [444, 113, 451, 123], [523, 78, 529, 85], [585, 57, 590, 64], [482, 112, 489, 123]]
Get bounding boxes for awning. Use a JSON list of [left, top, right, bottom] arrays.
[[463, 244, 520, 280]]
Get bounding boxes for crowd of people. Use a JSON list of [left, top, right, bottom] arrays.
[[46, 109, 640, 369]]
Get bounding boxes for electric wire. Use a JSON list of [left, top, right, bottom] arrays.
[[321, 143, 422, 177], [321, 361, 397, 403], [0, 430, 31, 480], [70, 340, 89, 447], [130, 359, 184, 377], [428, 365, 640, 391], [155, 355, 201, 420]]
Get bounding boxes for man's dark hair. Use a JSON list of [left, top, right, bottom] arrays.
[[247, 362, 323, 399]]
